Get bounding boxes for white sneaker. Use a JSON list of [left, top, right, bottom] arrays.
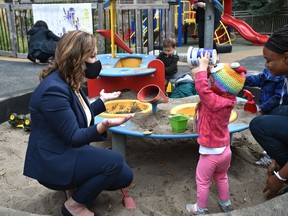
[[255, 154, 272, 166]]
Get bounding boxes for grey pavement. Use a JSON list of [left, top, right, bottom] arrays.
[[1, 37, 288, 215], [0, 59, 45, 123]]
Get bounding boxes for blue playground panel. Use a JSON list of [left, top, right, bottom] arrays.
[[98, 53, 156, 77]]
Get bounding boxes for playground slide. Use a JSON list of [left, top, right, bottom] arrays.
[[97, 29, 133, 54], [221, 14, 269, 46]]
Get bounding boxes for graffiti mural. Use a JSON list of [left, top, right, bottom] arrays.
[[32, 3, 93, 37]]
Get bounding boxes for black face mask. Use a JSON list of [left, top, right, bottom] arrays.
[[84, 60, 102, 79]]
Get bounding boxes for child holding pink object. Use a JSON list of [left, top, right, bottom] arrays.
[[186, 52, 247, 214]]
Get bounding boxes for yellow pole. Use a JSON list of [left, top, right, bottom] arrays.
[[110, 0, 116, 58]]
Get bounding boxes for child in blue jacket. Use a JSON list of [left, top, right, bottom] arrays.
[[244, 67, 288, 115]]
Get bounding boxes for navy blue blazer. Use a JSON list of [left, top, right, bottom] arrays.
[[24, 71, 107, 186]]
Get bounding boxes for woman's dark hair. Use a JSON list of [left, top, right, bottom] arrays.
[[34, 20, 48, 29], [265, 24, 288, 54]]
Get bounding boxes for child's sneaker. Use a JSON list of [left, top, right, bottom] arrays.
[[218, 200, 233, 212], [255, 153, 272, 166], [186, 203, 208, 215]]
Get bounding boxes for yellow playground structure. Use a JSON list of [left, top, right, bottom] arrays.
[[175, 0, 234, 50]]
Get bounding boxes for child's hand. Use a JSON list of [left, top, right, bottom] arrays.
[[195, 2, 205, 8], [190, 51, 210, 78], [198, 51, 210, 71]]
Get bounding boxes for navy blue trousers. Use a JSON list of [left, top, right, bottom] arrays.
[[40, 147, 133, 204], [250, 105, 288, 167]]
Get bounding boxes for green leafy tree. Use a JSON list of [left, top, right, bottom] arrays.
[[251, 0, 288, 15], [232, 0, 287, 15]]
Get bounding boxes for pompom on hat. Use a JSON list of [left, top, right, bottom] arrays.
[[210, 62, 247, 95]]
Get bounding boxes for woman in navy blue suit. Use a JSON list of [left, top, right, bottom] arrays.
[[23, 30, 134, 216]]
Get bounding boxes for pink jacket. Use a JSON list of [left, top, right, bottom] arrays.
[[195, 71, 237, 148]]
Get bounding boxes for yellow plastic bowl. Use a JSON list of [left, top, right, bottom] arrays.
[[99, 99, 152, 118], [170, 103, 237, 123]]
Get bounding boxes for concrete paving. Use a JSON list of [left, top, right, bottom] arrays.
[[1, 37, 288, 215]]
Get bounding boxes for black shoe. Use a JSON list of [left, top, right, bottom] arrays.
[[61, 203, 102, 216], [39, 60, 49, 64], [277, 187, 288, 196], [27, 54, 36, 63], [61, 204, 72, 216]]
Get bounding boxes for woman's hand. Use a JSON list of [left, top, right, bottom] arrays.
[[263, 160, 283, 199], [267, 160, 280, 176], [102, 114, 133, 128], [99, 89, 121, 103], [97, 114, 134, 134], [263, 174, 283, 199]]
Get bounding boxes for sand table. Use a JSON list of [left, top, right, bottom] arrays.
[[130, 95, 256, 135]]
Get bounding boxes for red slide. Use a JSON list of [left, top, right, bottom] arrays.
[[221, 14, 269, 46], [97, 29, 133, 54]]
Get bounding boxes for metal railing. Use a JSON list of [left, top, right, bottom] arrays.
[[0, 2, 173, 58], [231, 10, 288, 35]]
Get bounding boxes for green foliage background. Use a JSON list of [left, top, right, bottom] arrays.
[[232, 0, 288, 15]]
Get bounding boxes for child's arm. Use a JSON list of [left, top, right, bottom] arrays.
[[244, 73, 264, 88], [259, 80, 284, 113]]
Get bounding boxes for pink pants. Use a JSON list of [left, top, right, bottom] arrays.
[[196, 146, 231, 208]]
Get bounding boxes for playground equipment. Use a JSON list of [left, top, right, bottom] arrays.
[[87, 55, 166, 98], [213, 20, 233, 52], [178, 0, 232, 51], [221, 0, 269, 46], [129, 9, 161, 47], [94, 97, 250, 160], [178, 0, 268, 49], [87, 1, 167, 98], [170, 103, 237, 123], [97, 29, 133, 54]]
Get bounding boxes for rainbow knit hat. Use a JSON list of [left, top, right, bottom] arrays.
[[210, 62, 247, 95]]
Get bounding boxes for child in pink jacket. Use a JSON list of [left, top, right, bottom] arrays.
[[186, 52, 246, 214]]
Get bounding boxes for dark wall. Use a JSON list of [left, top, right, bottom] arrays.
[[0, 92, 32, 123]]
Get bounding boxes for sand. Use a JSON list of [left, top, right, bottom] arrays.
[[0, 91, 272, 216]]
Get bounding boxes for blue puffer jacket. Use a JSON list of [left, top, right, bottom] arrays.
[[244, 67, 288, 114]]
